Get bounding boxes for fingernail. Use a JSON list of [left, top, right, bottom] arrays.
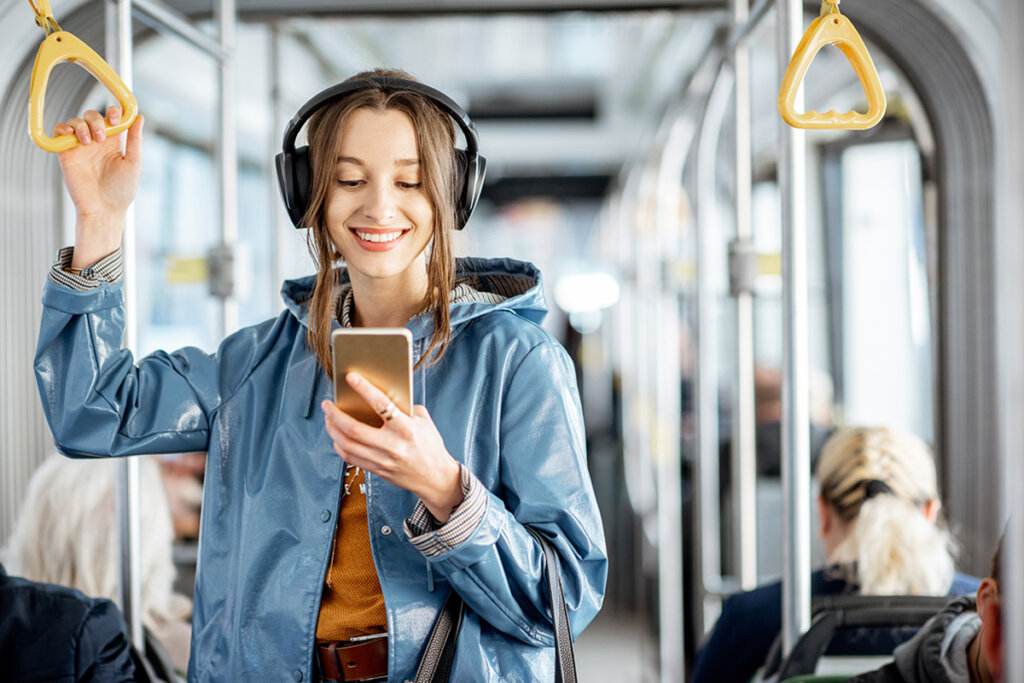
[[346, 372, 360, 386], [95, 130, 105, 142], [110, 113, 121, 125]]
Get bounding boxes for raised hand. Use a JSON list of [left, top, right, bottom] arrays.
[[54, 105, 144, 268]]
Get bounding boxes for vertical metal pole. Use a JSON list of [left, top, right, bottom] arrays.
[[270, 22, 287, 308], [999, 0, 1024, 679], [655, 120, 687, 683], [730, 0, 758, 590], [107, 0, 143, 648], [694, 68, 729, 634], [777, 0, 812, 655], [216, 0, 238, 335]]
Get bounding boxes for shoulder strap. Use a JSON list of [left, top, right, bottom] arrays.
[[529, 527, 578, 683], [414, 528, 578, 683], [413, 587, 464, 683]]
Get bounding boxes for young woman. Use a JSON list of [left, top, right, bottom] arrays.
[[35, 69, 607, 682], [691, 425, 978, 683]]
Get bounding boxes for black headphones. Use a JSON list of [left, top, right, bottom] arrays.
[[275, 75, 486, 230]]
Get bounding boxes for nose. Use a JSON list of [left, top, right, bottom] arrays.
[[362, 182, 397, 224]]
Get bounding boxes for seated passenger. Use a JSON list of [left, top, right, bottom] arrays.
[[691, 426, 980, 683], [0, 562, 137, 682], [849, 533, 1004, 682], [1, 454, 192, 675]]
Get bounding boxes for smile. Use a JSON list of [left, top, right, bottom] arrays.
[[352, 229, 406, 243]]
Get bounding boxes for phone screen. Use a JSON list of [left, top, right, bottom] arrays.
[[331, 328, 413, 426]]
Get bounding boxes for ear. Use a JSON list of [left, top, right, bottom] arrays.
[[976, 578, 1002, 680], [817, 494, 830, 539], [923, 499, 941, 524]]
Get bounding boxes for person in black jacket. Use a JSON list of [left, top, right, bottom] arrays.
[[849, 534, 1004, 683], [0, 562, 137, 682]]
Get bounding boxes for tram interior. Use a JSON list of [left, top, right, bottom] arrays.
[[0, 0, 1019, 682]]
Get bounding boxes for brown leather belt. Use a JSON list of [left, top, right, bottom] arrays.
[[316, 636, 388, 682]]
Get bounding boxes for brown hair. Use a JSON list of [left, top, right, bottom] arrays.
[[301, 68, 459, 375]]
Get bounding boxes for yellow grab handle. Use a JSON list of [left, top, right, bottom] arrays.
[[777, 3, 886, 130], [28, 31, 138, 153]]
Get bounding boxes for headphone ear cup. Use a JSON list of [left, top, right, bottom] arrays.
[[454, 150, 486, 230], [275, 146, 312, 229]]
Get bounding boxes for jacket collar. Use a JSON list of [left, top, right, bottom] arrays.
[[279, 256, 548, 339]]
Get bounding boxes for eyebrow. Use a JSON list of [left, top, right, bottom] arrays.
[[336, 156, 420, 167]]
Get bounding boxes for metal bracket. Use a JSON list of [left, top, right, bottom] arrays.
[[728, 237, 758, 296], [207, 243, 235, 299]]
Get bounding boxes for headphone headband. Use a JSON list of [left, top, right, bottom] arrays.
[[276, 75, 487, 230]]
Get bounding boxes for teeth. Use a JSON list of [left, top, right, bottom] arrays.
[[355, 230, 403, 243]]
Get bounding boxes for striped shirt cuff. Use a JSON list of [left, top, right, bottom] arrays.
[[48, 247, 124, 290], [404, 465, 487, 557]]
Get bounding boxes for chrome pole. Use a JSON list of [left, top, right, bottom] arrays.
[[998, 0, 1023, 678], [655, 118, 689, 683], [107, 0, 143, 648], [215, 0, 238, 336], [777, 0, 812, 655], [694, 64, 730, 632], [730, 0, 758, 591]]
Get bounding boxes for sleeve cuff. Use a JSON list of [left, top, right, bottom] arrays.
[[48, 246, 124, 290], [404, 465, 487, 557]]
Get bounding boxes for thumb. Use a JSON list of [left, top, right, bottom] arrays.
[[124, 115, 144, 162]]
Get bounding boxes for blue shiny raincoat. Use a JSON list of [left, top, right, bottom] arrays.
[[35, 256, 608, 682]]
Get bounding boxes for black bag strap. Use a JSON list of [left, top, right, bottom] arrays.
[[529, 527, 578, 683], [413, 528, 578, 683], [413, 587, 464, 683]]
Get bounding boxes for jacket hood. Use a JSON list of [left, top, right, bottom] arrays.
[[279, 256, 549, 338], [892, 596, 979, 683]]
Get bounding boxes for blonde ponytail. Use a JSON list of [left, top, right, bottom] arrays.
[[817, 426, 957, 595], [832, 494, 955, 594]]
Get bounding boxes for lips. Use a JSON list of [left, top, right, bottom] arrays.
[[349, 227, 409, 252]]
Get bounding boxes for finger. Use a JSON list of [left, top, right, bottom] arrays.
[[54, 122, 74, 136], [83, 110, 106, 142], [345, 371, 404, 419], [124, 115, 144, 163], [106, 105, 122, 126], [323, 400, 382, 447], [68, 117, 91, 144]]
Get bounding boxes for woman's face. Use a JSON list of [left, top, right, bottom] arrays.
[[325, 106, 435, 289]]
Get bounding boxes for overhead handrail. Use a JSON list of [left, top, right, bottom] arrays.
[[777, 0, 885, 130], [27, 0, 138, 152]]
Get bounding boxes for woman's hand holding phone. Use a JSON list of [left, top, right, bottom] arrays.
[[54, 105, 144, 268], [321, 372, 464, 523]]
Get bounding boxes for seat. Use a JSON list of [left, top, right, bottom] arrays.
[[760, 594, 951, 682]]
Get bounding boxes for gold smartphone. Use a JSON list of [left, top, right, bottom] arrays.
[[331, 328, 413, 426]]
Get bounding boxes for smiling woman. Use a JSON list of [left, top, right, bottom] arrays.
[[33, 67, 607, 683]]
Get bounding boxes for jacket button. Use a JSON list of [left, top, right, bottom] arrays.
[[292, 670, 303, 681], [381, 525, 392, 536], [321, 509, 331, 522]]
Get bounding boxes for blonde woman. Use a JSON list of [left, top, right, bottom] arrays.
[[692, 426, 979, 683], [2, 454, 193, 674]]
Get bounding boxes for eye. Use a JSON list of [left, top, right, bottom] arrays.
[[337, 179, 363, 188], [396, 181, 421, 190]]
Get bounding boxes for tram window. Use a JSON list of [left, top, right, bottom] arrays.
[[824, 139, 934, 442]]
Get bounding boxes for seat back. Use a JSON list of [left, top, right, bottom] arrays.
[[762, 594, 951, 681]]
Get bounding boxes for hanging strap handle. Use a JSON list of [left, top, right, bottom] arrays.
[[413, 528, 578, 682], [777, 0, 886, 130], [26, 0, 139, 153]]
